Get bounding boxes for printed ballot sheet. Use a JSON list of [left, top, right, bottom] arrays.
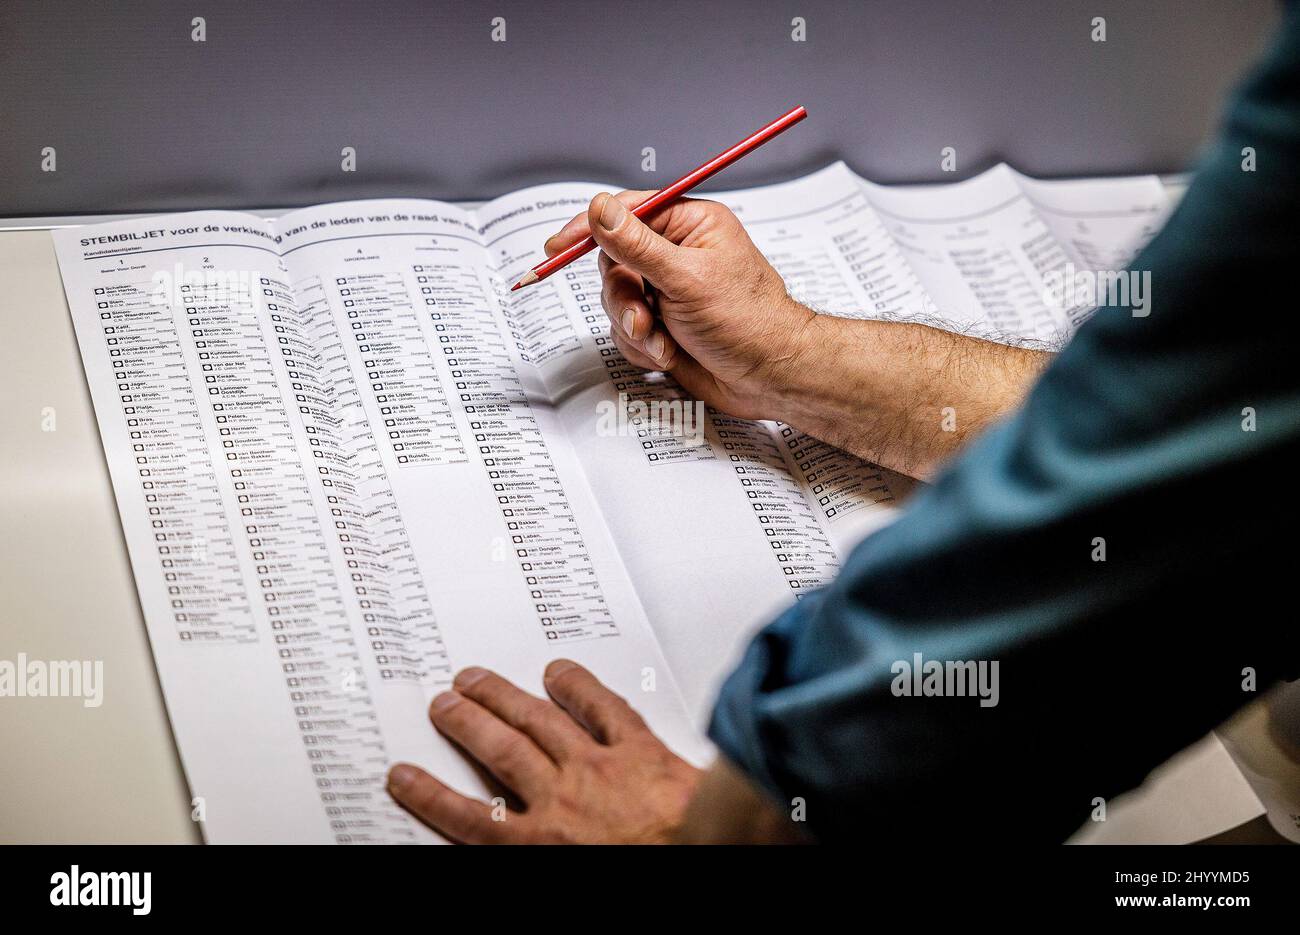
[[52, 163, 1169, 843]]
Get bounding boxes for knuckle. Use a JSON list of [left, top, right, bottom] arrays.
[[700, 198, 729, 219], [460, 671, 498, 696], [577, 741, 605, 767], [431, 701, 466, 729], [514, 703, 551, 738], [623, 700, 648, 727], [587, 749, 622, 781], [415, 787, 451, 821], [491, 733, 533, 780], [551, 665, 583, 693], [614, 696, 646, 729], [494, 733, 531, 769], [535, 811, 579, 845], [579, 705, 612, 742], [480, 686, 515, 714], [622, 221, 653, 258]]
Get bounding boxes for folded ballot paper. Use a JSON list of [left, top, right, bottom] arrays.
[[52, 162, 1170, 842]]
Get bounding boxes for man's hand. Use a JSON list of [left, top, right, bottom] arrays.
[[546, 191, 1051, 479], [545, 190, 817, 421], [387, 660, 701, 844]]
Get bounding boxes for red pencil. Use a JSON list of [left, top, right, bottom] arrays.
[[511, 105, 808, 291]]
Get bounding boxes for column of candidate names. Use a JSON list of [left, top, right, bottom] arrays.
[[192, 270, 420, 842], [97, 276, 252, 642], [97, 266, 417, 843], [417, 260, 617, 642]]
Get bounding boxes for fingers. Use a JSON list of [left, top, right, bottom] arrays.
[[600, 254, 654, 342], [599, 252, 678, 369], [613, 328, 678, 373], [386, 763, 519, 844], [427, 690, 556, 797], [608, 297, 678, 371], [615, 333, 719, 411], [543, 659, 648, 745], [586, 192, 691, 287], [451, 667, 590, 763]]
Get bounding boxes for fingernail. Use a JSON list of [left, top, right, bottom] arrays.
[[454, 666, 489, 689], [620, 308, 636, 337], [430, 691, 461, 713], [543, 235, 558, 256], [599, 195, 627, 231], [545, 659, 578, 681], [388, 764, 418, 792], [647, 332, 666, 362]]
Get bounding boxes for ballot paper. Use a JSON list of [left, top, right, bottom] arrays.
[[52, 162, 1169, 843]]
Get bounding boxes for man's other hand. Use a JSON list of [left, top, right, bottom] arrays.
[[387, 660, 701, 844]]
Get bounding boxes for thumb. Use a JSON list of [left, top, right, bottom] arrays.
[[588, 192, 688, 286]]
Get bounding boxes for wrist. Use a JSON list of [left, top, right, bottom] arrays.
[[675, 758, 811, 843], [759, 299, 831, 417], [766, 311, 874, 438]]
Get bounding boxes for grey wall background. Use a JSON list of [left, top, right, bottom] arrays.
[[0, 0, 1280, 216]]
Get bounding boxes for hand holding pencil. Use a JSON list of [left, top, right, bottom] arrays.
[[535, 161, 822, 425]]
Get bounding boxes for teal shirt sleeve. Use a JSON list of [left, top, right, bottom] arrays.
[[708, 3, 1300, 843]]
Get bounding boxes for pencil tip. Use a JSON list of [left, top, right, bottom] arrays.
[[512, 270, 539, 291]]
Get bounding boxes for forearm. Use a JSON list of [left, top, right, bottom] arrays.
[[776, 311, 1051, 479]]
